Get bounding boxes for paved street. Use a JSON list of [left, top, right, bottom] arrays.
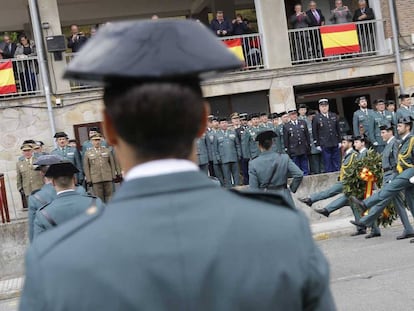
[[319, 226, 414, 311], [3, 225, 414, 311]]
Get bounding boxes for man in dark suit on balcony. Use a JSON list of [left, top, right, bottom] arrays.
[[353, 0, 376, 53], [306, 1, 325, 59]]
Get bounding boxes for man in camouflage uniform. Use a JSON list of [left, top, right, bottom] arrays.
[[83, 133, 117, 202]]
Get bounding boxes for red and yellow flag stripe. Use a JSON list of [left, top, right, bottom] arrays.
[[0, 61, 17, 94], [320, 24, 360, 56], [223, 38, 245, 62]]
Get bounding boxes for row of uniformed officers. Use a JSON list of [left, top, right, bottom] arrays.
[[16, 127, 122, 207]]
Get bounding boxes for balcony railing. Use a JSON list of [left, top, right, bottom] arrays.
[[288, 20, 390, 65], [64, 52, 100, 91], [219, 33, 265, 70], [0, 57, 43, 98]]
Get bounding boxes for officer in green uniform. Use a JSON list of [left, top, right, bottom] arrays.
[[351, 124, 414, 239], [214, 118, 241, 187], [81, 126, 109, 155], [396, 94, 414, 134], [51, 132, 84, 184], [371, 99, 393, 153], [351, 117, 414, 242], [241, 113, 263, 160], [16, 143, 44, 209], [28, 155, 86, 242], [352, 96, 375, 141], [33, 162, 104, 239], [249, 130, 303, 207], [196, 133, 209, 174], [300, 136, 366, 234], [20, 19, 335, 311]]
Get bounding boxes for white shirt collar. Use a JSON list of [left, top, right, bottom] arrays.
[[387, 136, 395, 144], [401, 133, 410, 141], [345, 148, 353, 155], [124, 159, 198, 181], [359, 147, 367, 154], [56, 189, 76, 195]]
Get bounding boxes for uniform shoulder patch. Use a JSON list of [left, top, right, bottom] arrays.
[[229, 188, 295, 210]]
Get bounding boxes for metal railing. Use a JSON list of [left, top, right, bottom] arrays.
[[288, 19, 390, 65], [0, 57, 43, 98], [64, 52, 98, 91], [219, 33, 265, 70]]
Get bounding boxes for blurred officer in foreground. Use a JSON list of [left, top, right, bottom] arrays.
[[249, 130, 303, 207], [32, 162, 104, 239], [28, 155, 87, 242], [20, 19, 335, 311]]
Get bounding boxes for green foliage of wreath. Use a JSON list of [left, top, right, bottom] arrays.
[[342, 149, 397, 227]]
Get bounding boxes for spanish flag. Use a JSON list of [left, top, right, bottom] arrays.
[[223, 38, 245, 62], [0, 61, 16, 94], [320, 24, 360, 56]]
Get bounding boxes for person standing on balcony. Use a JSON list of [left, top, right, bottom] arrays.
[[67, 24, 88, 53], [330, 0, 352, 24], [306, 1, 325, 60], [353, 0, 376, 53], [290, 4, 311, 63], [14, 35, 38, 93], [0, 35, 17, 59], [312, 99, 341, 172], [232, 14, 248, 35], [210, 11, 233, 37]]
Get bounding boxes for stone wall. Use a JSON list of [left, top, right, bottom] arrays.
[[1, 91, 104, 212]]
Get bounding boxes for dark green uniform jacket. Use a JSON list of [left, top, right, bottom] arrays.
[[20, 171, 335, 311]]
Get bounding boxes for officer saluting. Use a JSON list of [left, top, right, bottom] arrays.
[[20, 19, 335, 310], [249, 130, 303, 207]]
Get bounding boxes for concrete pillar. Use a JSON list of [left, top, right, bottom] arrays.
[[37, 0, 71, 94], [211, 0, 236, 20], [254, 0, 292, 69]]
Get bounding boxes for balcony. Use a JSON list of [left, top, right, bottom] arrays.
[[288, 19, 391, 65]]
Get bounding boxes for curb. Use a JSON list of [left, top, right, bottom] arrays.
[[313, 228, 355, 241], [0, 290, 20, 301], [0, 277, 23, 301]]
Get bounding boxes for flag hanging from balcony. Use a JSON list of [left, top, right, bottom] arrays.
[[320, 24, 360, 56], [223, 38, 245, 62], [0, 61, 17, 94]]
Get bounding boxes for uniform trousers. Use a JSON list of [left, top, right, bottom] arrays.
[[292, 154, 309, 176], [321, 146, 340, 172], [240, 158, 249, 185], [309, 153, 324, 174], [92, 181, 114, 203], [199, 164, 208, 175], [360, 170, 414, 234], [222, 162, 240, 188], [213, 164, 224, 186]]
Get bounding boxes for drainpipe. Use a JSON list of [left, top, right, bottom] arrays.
[[388, 0, 404, 93], [28, 0, 57, 143]]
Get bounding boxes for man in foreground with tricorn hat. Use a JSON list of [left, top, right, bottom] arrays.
[[249, 130, 303, 207], [20, 19, 335, 310], [32, 161, 104, 239]]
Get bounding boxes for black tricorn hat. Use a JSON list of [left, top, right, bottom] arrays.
[[398, 116, 413, 125], [64, 20, 242, 84], [342, 135, 354, 142], [353, 135, 365, 142], [34, 155, 64, 170], [255, 130, 277, 142], [379, 123, 393, 131], [45, 162, 79, 178], [398, 94, 410, 99], [54, 132, 68, 139]]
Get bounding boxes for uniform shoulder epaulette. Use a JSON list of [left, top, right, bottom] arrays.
[[30, 189, 41, 196], [38, 201, 51, 211], [33, 202, 105, 258], [229, 188, 295, 210]]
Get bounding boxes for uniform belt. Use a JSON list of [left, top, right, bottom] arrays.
[[264, 184, 287, 191]]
